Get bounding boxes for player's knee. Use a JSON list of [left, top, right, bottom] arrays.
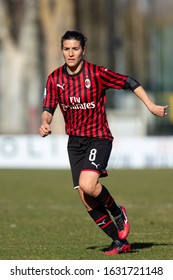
[[79, 179, 96, 196]]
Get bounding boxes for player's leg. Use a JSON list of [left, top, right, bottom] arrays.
[[67, 136, 127, 252], [67, 136, 130, 251], [77, 187, 130, 254], [79, 171, 129, 238], [77, 187, 119, 241], [79, 138, 130, 240]]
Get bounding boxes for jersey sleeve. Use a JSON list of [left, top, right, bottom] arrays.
[[99, 66, 140, 91], [42, 73, 58, 115]]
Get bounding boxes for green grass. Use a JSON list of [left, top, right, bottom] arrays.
[[0, 169, 172, 260]]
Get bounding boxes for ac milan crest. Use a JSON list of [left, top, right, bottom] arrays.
[[85, 78, 91, 88]]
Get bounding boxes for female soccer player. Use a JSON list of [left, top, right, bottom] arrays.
[[39, 31, 168, 254]]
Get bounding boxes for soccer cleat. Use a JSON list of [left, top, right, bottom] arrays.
[[104, 239, 130, 255], [114, 206, 130, 239]]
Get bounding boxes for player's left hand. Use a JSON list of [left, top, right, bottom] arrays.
[[150, 104, 168, 117]]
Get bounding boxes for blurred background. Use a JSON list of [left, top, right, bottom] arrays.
[[1, 1, 172, 261], [0, 0, 173, 136], [0, 0, 173, 169]]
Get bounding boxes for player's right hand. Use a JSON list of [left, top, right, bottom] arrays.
[[39, 123, 51, 137]]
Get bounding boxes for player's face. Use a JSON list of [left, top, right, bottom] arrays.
[[62, 39, 86, 71]]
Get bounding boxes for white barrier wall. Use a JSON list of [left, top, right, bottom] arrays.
[[0, 135, 69, 169], [0, 135, 173, 169]]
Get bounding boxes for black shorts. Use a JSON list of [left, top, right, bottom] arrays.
[[67, 136, 112, 188]]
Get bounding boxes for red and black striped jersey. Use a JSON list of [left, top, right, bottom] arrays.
[[42, 60, 137, 140]]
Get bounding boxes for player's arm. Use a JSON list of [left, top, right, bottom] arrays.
[[39, 111, 53, 137], [133, 85, 168, 117]]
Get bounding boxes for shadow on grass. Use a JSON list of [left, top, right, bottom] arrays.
[[86, 242, 172, 254], [129, 242, 154, 253]]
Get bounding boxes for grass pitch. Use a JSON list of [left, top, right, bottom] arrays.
[[0, 169, 172, 260]]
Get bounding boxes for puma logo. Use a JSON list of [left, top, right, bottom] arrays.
[[97, 219, 106, 226], [57, 83, 65, 90], [91, 162, 100, 169]]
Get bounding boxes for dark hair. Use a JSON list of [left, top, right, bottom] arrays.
[[61, 31, 87, 50]]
